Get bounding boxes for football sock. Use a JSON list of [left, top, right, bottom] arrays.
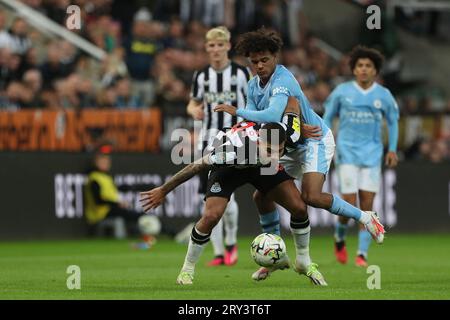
[[259, 209, 281, 236], [357, 229, 372, 259], [330, 194, 369, 222], [223, 196, 239, 246], [335, 240, 345, 250], [209, 219, 225, 257], [182, 226, 210, 273], [290, 216, 311, 269], [334, 221, 349, 242], [225, 244, 235, 251]]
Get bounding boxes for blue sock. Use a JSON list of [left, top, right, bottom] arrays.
[[334, 222, 348, 242], [259, 210, 281, 236], [330, 194, 362, 221], [357, 229, 372, 258]]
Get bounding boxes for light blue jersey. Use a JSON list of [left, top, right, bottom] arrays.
[[236, 64, 330, 145], [323, 81, 399, 167]]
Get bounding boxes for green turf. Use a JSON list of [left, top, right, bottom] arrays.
[[1, 234, 450, 300]]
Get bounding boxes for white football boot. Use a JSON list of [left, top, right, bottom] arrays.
[[294, 261, 328, 286], [252, 255, 290, 281], [176, 270, 194, 285], [363, 211, 385, 244]]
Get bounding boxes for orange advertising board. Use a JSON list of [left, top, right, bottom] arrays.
[[0, 109, 161, 152]]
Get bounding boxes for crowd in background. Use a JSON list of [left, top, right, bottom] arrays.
[[0, 0, 449, 163]]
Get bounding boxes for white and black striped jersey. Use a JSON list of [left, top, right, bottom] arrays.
[[206, 121, 262, 168], [190, 61, 251, 151]]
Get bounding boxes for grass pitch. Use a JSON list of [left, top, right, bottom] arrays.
[[1, 234, 450, 300]]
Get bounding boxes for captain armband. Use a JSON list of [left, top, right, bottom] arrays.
[[282, 112, 301, 147]]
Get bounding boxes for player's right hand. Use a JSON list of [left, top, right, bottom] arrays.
[[301, 123, 322, 140], [385, 151, 398, 168], [189, 105, 204, 120], [139, 187, 165, 212]]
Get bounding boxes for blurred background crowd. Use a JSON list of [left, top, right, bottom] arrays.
[[0, 0, 449, 163]]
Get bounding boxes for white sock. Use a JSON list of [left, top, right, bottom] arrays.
[[223, 196, 239, 246], [291, 225, 312, 269], [210, 219, 225, 256], [182, 228, 209, 273]]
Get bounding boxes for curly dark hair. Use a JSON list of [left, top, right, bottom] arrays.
[[235, 27, 283, 57], [349, 45, 385, 74]]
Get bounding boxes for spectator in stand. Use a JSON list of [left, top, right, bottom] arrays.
[[60, 40, 79, 73], [113, 77, 142, 109], [22, 69, 44, 107], [0, 81, 34, 109], [0, 49, 13, 90], [123, 7, 162, 107], [2, 52, 23, 85], [54, 76, 78, 109], [78, 77, 97, 108], [163, 18, 187, 50], [101, 47, 128, 88], [7, 18, 32, 55], [18, 47, 39, 75], [39, 42, 72, 88], [0, 10, 14, 50], [96, 86, 117, 108]]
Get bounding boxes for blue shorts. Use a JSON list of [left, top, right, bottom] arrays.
[[280, 130, 335, 179]]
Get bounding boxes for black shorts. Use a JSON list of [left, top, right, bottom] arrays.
[[198, 169, 210, 195], [205, 165, 294, 200]]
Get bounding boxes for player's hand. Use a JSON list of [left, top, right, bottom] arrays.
[[301, 123, 322, 140], [189, 105, 204, 120], [214, 104, 236, 116], [139, 187, 166, 212], [385, 151, 398, 168]]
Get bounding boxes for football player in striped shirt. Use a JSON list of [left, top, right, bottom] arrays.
[[186, 26, 251, 267], [140, 120, 327, 286]]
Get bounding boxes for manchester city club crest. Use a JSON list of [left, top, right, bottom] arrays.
[[373, 99, 382, 109]]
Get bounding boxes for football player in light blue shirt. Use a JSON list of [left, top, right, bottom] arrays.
[[323, 45, 399, 267], [215, 28, 385, 282]]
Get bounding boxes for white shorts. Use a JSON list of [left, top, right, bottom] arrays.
[[336, 164, 381, 194], [280, 130, 335, 180]]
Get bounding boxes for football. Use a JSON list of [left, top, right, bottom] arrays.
[[138, 215, 162, 236], [250, 233, 287, 267]]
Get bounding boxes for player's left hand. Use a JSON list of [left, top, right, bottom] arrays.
[[385, 151, 398, 168], [139, 187, 166, 212], [214, 104, 236, 116]]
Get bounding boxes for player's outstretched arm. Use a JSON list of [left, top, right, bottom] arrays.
[[140, 156, 212, 211]]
